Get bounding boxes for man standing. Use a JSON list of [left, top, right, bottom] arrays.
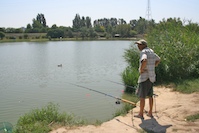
[[135, 39, 160, 119]]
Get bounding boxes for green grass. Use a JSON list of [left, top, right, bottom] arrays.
[[173, 78, 199, 94], [186, 114, 199, 122], [113, 93, 139, 117], [13, 103, 86, 133]]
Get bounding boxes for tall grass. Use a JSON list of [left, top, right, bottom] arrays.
[[174, 78, 199, 93], [121, 66, 139, 93], [13, 103, 86, 133], [147, 18, 199, 82], [122, 43, 140, 93]]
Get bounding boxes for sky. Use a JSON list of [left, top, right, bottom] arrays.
[[0, 0, 199, 28]]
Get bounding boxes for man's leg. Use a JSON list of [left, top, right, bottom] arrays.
[[139, 98, 145, 117], [148, 97, 153, 116]]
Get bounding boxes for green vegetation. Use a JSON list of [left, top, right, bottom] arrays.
[[174, 79, 199, 93], [122, 18, 199, 123], [122, 18, 199, 93], [186, 114, 199, 122], [13, 103, 86, 133], [122, 43, 140, 93], [147, 18, 199, 83], [1, 15, 199, 130], [114, 93, 139, 117], [0, 13, 154, 42]]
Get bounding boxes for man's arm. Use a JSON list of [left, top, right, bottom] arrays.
[[155, 60, 160, 67], [139, 59, 147, 73]]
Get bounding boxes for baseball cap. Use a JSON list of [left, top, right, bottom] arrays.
[[135, 39, 147, 45]]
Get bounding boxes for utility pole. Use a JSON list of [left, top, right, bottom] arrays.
[[145, 0, 152, 21]]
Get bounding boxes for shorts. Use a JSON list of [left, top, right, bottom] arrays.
[[136, 79, 153, 98]]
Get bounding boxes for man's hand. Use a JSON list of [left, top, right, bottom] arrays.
[[139, 59, 147, 73], [155, 60, 160, 67]]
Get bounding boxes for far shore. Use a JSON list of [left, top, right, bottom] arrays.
[[0, 37, 137, 43]]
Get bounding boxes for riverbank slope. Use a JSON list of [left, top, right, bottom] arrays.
[[50, 86, 199, 133]]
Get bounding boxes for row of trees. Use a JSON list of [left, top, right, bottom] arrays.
[[0, 13, 155, 39]]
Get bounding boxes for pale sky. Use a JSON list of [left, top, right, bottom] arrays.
[[0, 0, 199, 28]]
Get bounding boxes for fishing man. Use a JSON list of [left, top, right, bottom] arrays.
[[135, 39, 160, 119]]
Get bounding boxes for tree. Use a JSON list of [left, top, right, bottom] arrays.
[[0, 31, 5, 39], [0, 27, 6, 32], [114, 24, 131, 37], [73, 14, 81, 31], [129, 19, 137, 30], [36, 13, 47, 27], [118, 19, 126, 25], [72, 14, 92, 31], [47, 28, 64, 38], [32, 19, 43, 29], [86, 16, 92, 28], [135, 17, 147, 34], [26, 24, 32, 29]]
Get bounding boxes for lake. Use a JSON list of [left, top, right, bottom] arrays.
[[0, 40, 134, 125]]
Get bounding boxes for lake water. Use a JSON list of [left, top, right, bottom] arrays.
[[0, 40, 134, 125]]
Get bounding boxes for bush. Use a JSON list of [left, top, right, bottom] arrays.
[[122, 18, 199, 88], [147, 18, 199, 82], [121, 66, 139, 93], [122, 43, 139, 93]]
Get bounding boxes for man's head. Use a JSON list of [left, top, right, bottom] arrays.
[[135, 39, 147, 51]]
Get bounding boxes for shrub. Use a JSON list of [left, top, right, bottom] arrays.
[[147, 18, 199, 82], [122, 18, 199, 88], [121, 66, 139, 93], [122, 43, 139, 93]]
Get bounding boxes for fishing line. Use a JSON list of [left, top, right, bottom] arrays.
[[67, 82, 136, 106], [106, 80, 137, 90]]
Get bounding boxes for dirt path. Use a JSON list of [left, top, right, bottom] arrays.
[[50, 86, 199, 133]]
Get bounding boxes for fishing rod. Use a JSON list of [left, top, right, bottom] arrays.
[[107, 80, 159, 116], [67, 82, 136, 106], [107, 80, 158, 97], [107, 80, 137, 89]]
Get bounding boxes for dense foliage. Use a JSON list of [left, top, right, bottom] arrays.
[[122, 18, 199, 92], [147, 18, 199, 82]]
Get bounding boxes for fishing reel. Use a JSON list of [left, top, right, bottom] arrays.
[[115, 100, 121, 104]]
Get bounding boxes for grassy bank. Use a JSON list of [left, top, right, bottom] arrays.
[[11, 79, 199, 132], [13, 103, 86, 133], [173, 78, 199, 94], [0, 33, 137, 43]]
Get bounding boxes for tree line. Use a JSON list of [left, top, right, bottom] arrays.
[[0, 13, 155, 39]]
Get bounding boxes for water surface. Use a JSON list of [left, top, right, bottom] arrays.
[[0, 41, 133, 125]]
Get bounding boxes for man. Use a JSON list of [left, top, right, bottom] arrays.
[[134, 39, 160, 119]]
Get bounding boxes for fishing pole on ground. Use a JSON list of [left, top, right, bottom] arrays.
[[107, 80, 159, 115], [67, 82, 136, 106]]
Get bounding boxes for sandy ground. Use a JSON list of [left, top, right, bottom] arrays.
[[50, 86, 199, 133]]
